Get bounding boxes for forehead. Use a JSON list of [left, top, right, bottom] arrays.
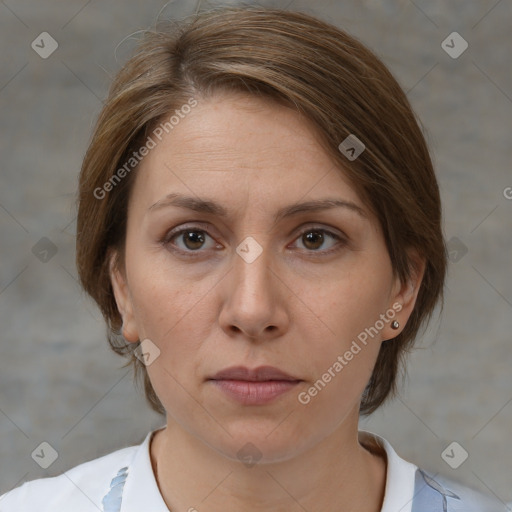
[[132, 93, 362, 214]]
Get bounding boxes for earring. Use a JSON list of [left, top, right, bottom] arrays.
[[391, 320, 400, 330]]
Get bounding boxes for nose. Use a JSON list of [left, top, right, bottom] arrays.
[[218, 241, 289, 341]]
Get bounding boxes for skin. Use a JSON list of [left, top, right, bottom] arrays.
[[109, 92, 425, 512]]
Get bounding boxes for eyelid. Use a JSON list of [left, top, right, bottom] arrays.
[[294, 223, 347, 240], [162, 222, 213, 242]]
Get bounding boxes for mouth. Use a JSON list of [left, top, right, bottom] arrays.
[[207, 366, 302, 405], [208, 365, 300, 382]]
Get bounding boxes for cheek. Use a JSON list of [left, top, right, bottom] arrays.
[[319, 263, 393, 342], [296, 303, 383, 425], [125, 239, 192, 324], [298, 260, 392, 403], [127, 265, 216, 418], [131, 273, 206, 345], [126, 247, 221, 370]]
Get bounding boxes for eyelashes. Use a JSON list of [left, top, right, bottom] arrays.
[[161, 224, 348, 258]]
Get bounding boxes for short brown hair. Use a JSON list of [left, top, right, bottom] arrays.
[[76, 5, 447, 416]]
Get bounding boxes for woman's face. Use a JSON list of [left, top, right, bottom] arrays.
[[110, 92, 422, 463]]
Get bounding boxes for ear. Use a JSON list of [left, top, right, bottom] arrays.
[[108, 249, 139, 343], [382, 248, 426, 340]]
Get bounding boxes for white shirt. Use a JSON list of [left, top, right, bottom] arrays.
[[0, 427, 506, 511]]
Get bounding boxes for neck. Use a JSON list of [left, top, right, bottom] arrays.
[[150, 413, 387, 512]]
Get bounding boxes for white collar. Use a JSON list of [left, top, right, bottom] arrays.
[[120, 426, 168, 512], [117, 427, 417, 512], [358, 430, 417, 512]]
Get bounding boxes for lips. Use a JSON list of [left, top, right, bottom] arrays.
[[208, 365, 302, 405], [209, 365, 300, 382]]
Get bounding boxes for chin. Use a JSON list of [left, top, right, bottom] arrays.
[[205, 423, 313, 465]]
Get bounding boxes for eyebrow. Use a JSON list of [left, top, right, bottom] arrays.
[[147, 193, 367, 223]]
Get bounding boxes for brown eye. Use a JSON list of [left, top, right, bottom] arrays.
[[181, 230, 206, 250], [302, 230, 325, 250], [293, 228, 344, 253], [165, 228, 216, 253]]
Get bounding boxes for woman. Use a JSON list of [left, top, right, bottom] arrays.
[[0, 5, 506, 512]]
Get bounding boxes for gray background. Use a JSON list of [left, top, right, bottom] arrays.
[[0, 0, 511, 507]]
